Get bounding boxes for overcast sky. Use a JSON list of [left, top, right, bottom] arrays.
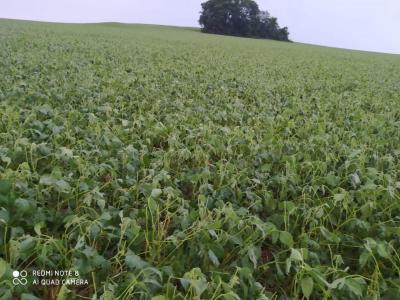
[[1, 0, 399, 54]]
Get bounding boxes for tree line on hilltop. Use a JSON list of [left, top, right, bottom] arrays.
[[199, 0, 290, 41]]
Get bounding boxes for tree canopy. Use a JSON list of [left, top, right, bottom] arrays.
[[199, 0, 290, 41]]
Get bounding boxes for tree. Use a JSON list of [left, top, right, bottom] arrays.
[[199, 0, 290, 41]]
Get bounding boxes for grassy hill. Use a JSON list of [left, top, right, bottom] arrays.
[[0, 19, 400, 299]]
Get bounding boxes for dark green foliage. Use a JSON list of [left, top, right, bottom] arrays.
[[199, 0, 290, 41], [0, 19, 400, 299]]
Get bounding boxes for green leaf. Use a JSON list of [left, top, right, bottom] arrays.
[[21, 294, 41, 300], [125, 251, 148, 270], [320, 227, 340, 243], [285, 257, 291, 274], [101, 291, 115, 300], [330, 277, 345, 289], [290, 248, 303, 261], [301, 276, 314, 298], [0, 209, 10, 225], [147, 197, 157, 213], [248, 247, 259, 268], [151, 188, 162, 199], [222, 292, 241, 300], [182, 268, 208, 296], [59, 147, 73, 158], [97, 198, 106, 210], [208, 249, 220, 266], [359, 251, 370, 268], [279, 231, 294, 248], [34, 223, 43, 235], [180, 278, 190, 290], [56, 285, 71, 300], [0, 290, 12, 300], [192, 278, 208, 297], [15, 198, 30, 213], [0, 258, 7, 279], [377, 242, 390, 259], [345, 277, 366, 297], [325, 174, 340, 187], [54, 179, 71, 193], [0, 180, 12, 195], [39, 175, 55, 186], [20, 236, 36, 253], [333, 193, 346, 202], [350, 173, 361, 188]]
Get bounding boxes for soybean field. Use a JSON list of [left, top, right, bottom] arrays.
[[1, 19, 400, 299]]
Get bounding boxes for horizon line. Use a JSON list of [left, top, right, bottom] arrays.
[[1, 17, 399, 56]]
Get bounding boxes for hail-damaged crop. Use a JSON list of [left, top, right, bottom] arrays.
[[0, 19, 400, 299]]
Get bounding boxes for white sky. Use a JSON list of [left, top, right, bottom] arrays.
[[1, 0, 399, 54]]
